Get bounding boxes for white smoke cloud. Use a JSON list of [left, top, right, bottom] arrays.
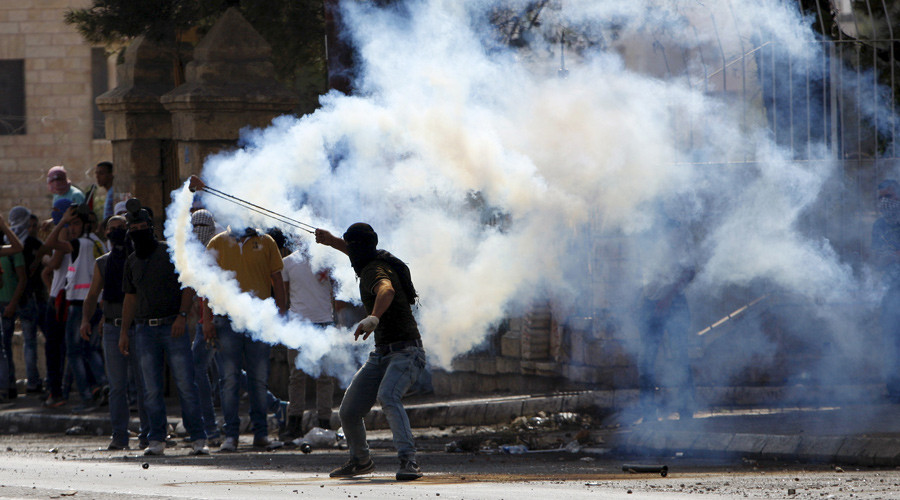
[[164, 0, 890, 387]]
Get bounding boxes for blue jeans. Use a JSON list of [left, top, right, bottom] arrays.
[[18, 298, 45, 389], [339, 346, 425, 462], [134, 323, 206, 443], [65, 304, 106, 403], [215, 317, 270, 439], [192, 325, 222, 439], [103, 324, 148, 446]]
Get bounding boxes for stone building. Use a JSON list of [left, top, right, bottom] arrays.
[[0, 0, 115, 218]]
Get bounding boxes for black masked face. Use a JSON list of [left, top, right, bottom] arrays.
[[343, 223, 379, 275], [107, 227, 128, 246], [347, 241, 378, 274], [128, 227, 157, 258]]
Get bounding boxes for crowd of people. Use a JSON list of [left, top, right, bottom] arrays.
[[0, 165, 427, 480]]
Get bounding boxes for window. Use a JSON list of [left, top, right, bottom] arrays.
[[0, 59, 25, 135]]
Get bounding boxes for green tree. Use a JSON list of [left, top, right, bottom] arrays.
[[65, 0, 328, 113]]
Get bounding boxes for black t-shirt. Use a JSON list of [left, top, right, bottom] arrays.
[[123, 242, 182, 319], [359, 259, 419, 345]]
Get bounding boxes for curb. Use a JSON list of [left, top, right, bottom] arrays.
[[612, 430, 900, 466]]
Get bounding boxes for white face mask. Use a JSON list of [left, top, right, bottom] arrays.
[[880, 197, 900, 225]]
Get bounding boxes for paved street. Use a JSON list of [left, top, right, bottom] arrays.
[[2, 433, 900, 499]]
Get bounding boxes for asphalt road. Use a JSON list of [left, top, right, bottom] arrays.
[[1, 433, 900, 499]]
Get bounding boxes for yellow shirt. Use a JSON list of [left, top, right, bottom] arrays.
[[207, 232, 283, 299]]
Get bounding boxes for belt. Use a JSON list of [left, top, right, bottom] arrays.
[[374, 338, 422, 355], [104, 318, 123, 327], [135, 315, 177, 327]]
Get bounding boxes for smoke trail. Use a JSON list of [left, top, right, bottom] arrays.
[[164, 0, 893, 394], [165, 186, 368, 382]]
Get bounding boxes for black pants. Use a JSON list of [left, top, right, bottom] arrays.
[[43, 301, 66, 399]]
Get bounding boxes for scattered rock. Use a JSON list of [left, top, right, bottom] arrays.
[[788, 488, 796, 495], [65, 426, 84, 436], [142, 463, 149, 469], [48, 448, 58, 454]]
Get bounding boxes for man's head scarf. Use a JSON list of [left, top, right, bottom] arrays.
[[191, 209, 217, 246], [8, 206, 30, 242]]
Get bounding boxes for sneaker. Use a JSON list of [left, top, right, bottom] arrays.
[[218, 436, 237, 453], [190, 439, 210, 455], [143, 441, 166, 456], [253, 436, 284, 451], [44, 396, 67, 408], [107, 440, 129, 451], [329, 457, 375, 478], [396, 460, 422, 481], [138, 437, 150, 450]]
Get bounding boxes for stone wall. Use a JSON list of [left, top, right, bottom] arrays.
[[0, 1, 112, 219]]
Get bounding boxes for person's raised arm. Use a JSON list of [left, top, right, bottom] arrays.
[[44, 207, 78, 254], [315, 229, 348, 255], [0, 216, 23, 256]]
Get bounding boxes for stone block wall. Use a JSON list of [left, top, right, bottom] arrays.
[[0, 1, 112, 219]]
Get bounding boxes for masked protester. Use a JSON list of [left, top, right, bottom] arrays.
[[188, 209, 225, 446], [79, 215, 150, 450], [873, 179, 900, 403], [39, 199, 74, 408], [119, 199, 208, 456], [46, 166, 85, 205], [8, 207, 47, 395], [0, 212, 25, 402], [316, 223, 425, 481], [43, 204, 107, 412]]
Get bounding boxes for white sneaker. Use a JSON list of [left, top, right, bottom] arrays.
[[190, 439, 210, 455], [143, 441, 165, 456], [218, 436, 237, 453]]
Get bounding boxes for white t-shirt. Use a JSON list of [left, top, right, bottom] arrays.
[[281, 251, 333, 323]]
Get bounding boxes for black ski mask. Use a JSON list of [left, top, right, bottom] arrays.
[[343, 223, 378, 275], [107, 227, 128, 247], [129, 228, 157, 258], [124, 198, 157, 258]]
